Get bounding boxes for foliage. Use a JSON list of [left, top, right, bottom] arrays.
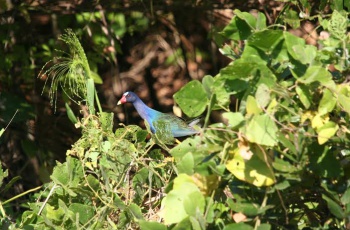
[[1, 1, 350, 229]]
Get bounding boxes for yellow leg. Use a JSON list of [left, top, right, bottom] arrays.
[[175, 138, 181, 144]]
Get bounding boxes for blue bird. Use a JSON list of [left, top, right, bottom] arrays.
[[117, 91, 199, 137]]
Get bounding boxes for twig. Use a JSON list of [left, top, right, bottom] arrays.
[[38, 183, 57, 215]]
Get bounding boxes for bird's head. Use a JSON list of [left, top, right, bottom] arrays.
[[117, 91, 138, 105]]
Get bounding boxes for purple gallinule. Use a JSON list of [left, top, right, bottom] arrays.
[[117, 91, 199, 137]]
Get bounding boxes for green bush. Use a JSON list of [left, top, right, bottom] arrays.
[[1, 2, 350, 229]]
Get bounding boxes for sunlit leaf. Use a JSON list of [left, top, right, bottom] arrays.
[[297, 66, 333, 86], [139, 220, 167, 230], [226, 147, 275, 187], [69, 203, 95, 224], [246, 96, 262, 115], [338, 94, 350, 115], [248, 30, 283, 52], [255, 84, 271, 108], [318, 88, 336, 115], [222, 112, 245, 129], [160, 174, 205, 225], [317, 121, 339, 145], [244, 114, 278, 146], [285, 9, 300, 29], [174, 80, 208, 117]]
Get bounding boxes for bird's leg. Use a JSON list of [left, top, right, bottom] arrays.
[[175, 138, 181, 144]]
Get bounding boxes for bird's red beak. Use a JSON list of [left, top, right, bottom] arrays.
[[117, 95, 127, 105]]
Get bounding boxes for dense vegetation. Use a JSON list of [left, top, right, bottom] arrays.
[[1, 0, 350, 229]]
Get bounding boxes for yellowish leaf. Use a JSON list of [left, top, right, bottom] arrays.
[[317, 121, 339, 145], [246, 95, 262, 115], [226, 147, 275, 187]]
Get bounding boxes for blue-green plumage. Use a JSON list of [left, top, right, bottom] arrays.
[[117, 91, 199, 137]]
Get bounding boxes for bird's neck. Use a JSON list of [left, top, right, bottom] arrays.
[[133, 98, 157, 120]]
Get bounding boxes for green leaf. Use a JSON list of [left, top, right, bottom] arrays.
[[128, 203, 144, 220], [285, 9, 300, 29], [65, 102, 78, 124], [183, 191, 205, 216], [50, 157, 83, 196], [317, 121, 339, 145], [222, 112, 245, 129], [248, 30, 283, 53], [276, 132, 298, 157], [202, 75, 214, 96], [341, 188, 350, 205], [223, 223, 254, 230], [274, 180, 290, 190], [226, 147, 275, 187], [318, 88, 336, 115], [255, 84, 271, 108], [220, 13, 252, 40], [139, 220, 167, 230], [273, 158, 298, 173], [244, 114, 278, 146], [284, 31, 306, 60], [329, 10, 348, 40], [297, 66, 333, 86], [296, 85, 311, 109], [86, 174, 100, 192], [45, 203, 65, 223], [228, 201, 259, 216], [69, 203, 95, 224], [246, 95, 262, 115], [257, 224, 271, 230], [234, 9, 257, 29], [322, 194, 344, 219], [293, 44, 317, 65], [170, 136, 201, 160], [174, 80, 208, 117], [338, 94, 350, 115], [177, 152, 195, 175], [91, 71, 103, 84], [255, 12, 267, 30], [160, 174, 204, 225]]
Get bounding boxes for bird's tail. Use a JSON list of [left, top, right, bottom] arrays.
[[187, 117, 201, 128]]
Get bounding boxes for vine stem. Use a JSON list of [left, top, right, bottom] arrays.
[[2, 185, 42, 206]]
